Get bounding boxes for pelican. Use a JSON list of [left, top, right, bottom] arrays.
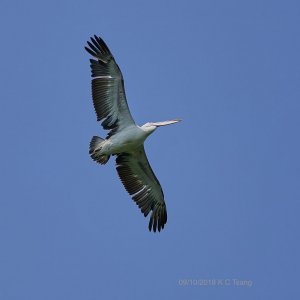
[[85, 35, 180, 232]]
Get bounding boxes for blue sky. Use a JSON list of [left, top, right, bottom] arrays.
[[1, 0, 299, 299]]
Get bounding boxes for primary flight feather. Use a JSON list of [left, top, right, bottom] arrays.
[[85, 35, 180, 232]]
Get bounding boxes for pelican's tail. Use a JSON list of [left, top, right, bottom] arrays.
[[89, 136, 110, 165]]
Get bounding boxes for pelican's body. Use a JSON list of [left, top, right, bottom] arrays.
[[85, 35, 180, 232], [98, 125, 151, 155]]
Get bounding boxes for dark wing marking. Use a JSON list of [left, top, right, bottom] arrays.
[[116, 146, 167, 232], [85, 35, 135, 136]]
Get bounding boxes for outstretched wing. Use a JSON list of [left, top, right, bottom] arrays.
[[116, 146, 167, 232], [85, 35, 135, 136]]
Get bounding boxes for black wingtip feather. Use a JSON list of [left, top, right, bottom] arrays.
[[94, 35, 110, 53], [85, 46, 96, 57], [147, 204, 167, 233], [85, 35, 112, 62], [90, 37, 102, 51], [87, 40, 99, 54]]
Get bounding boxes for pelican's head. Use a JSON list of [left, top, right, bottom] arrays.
[[141, 119, 181, 134]]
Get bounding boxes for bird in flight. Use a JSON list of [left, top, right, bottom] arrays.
[[85, 35, 180, 232]]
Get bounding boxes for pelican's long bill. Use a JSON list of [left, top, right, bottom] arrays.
[[150, 119, 181, 127]]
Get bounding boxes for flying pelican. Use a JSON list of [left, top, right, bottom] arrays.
[[85, 35, 180, 232]]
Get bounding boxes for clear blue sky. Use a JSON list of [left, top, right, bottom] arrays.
[[1, 0, 299, 299]]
